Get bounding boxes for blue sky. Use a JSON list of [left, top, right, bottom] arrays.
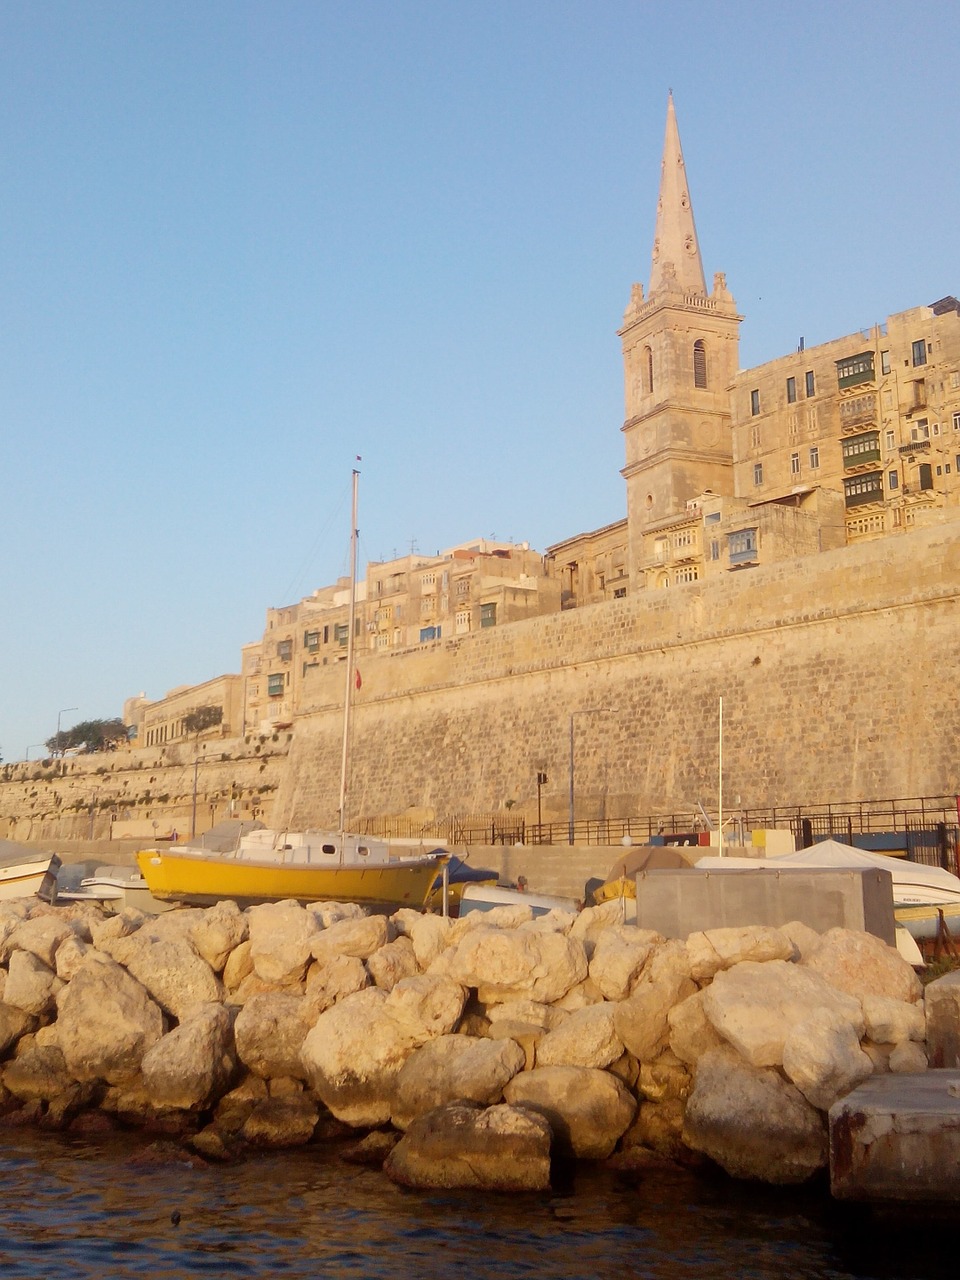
[[1, 0, 957, 761]]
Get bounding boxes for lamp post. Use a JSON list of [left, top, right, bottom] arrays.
[[568, 708, 618, 845], [56, 711, 77, 757]]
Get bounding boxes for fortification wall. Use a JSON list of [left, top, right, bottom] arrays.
[[274, 521, 960, 828], [2, 523, 957, 843], [0, 734, 290, 844]]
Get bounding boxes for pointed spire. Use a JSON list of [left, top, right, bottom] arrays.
[[649, 93, 707, 298]]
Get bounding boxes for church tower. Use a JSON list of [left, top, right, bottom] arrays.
[[620, 94, 741, 583]]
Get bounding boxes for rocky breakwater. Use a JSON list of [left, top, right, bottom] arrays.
[[0, 894, 932, 1192]]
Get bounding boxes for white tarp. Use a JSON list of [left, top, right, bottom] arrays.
[[695, 838, 960, 907]]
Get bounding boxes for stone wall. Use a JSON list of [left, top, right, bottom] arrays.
[[274, 520, 960, 828], [1, 521, 957, 843], [0, 734, 290, 844]]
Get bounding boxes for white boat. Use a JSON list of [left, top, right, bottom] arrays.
[[0, 840, 60, 903], [56, 863, 175, 915], [695, 838, 960, 941], [458, 883, 580, 919]]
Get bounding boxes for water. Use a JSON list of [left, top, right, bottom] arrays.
[[0, 1127, 951, 1280]]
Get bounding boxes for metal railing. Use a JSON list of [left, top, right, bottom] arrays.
[[357, 794, 960, 870]]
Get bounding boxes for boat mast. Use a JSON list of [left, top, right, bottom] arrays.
[[338, 466, 360, 838]]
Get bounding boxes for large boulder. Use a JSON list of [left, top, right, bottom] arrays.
[[668, 989, 725, 1067], [385, 1101, 552, 1191], [247, 901, 320, 985], [686, 926, 795, 982], [0, 1002, 36, 1057], [683, 1046, 827, 1184], [304, 954, 369, 1016], [801, 928, 922, 1005], [299, 988, 423, 1127], [139, 1004, 237, 1110], [780, 1008, 873, 1111], [97, 932, 224, 1021], [189, 901, 249, 972], [240, 1093, 320, 1148], [5, 916, 79, 969], [860, 994, 925, 1046], [702, 960, 863, 1069], [503, 1064, 636, 1159], [3, 950, 62, 1017], [310, 915, 390, 963], [614, 942, 696, 1064], [444, 927, 587, 1004], [234, 993, 312, 1080], [536, 1004, 624, 1070], [2, 1042, 72, 1101], [55, 953, 165, 1084], [392, 1034, 525, 1130], [366, 937, 420, 991], [588, 928, 657, 1001], [383, 975, 467, 1043]]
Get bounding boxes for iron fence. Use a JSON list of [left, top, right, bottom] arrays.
[[357, 794, 960, 872]]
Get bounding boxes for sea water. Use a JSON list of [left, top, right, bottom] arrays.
[[0, 1127, 951, 1280]]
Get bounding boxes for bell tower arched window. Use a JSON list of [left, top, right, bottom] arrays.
[[693, 339, 707, 388]]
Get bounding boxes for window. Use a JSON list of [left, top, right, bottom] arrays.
[[841, 431, 881, 467], [644, 346, 654, 394], [888, 470, 899, 490], [693, 340, 707, 388], [419, 625, 440, 643], [710, 540, 720, 561], [277, 639, 292, 661], [728, 528, 758, 564], [881, 350, 891, 375], [954, 412, 960, 431], [750, 389, 760, 416], [480, 602, 497, 628], [957, 455, 960, 470], [334, 622, 349, 646], [910, 419, 930, 443], [836, 352, 875, 388], [790, 452, 801, 475], [753, 462, 763, 486], [304, 630, 319, 652], [809, 446, 820, 469], [805, 370, 815, 397], [750, 424, 761, 449], [613, 587, 627, 598], [919, 463, 933, 491], [455, 609, 471, 633], [886, 429, 895, 450], [843, 471, 883, 506], [675, 566, 699, 584], [267, 673, 284, 697], [912, 339, 927, 367], [786, 376, 797, 404]]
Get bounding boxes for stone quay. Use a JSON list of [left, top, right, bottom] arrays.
[[0, 889, 954, 1198]]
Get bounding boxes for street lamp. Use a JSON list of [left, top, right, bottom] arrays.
[[56, 707, 78, 763], [568, 708, 619, 845]]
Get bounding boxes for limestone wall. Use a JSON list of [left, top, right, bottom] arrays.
[[2, 522, 957, 843], [274, 521, 960, 828], [0, 734, 290, 844]]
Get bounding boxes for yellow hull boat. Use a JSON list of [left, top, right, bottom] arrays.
[[136, 834, 447, 911]]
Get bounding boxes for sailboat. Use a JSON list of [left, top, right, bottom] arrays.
[[136, 468, 448, 911]]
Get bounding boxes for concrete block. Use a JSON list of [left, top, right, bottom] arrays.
[[830, 1071, 960, 1202], [633, 867, 896, 944], [925, 972, 960, 1069]]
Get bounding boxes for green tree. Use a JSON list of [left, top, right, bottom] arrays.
[[183, 705, 223, 736], [46, 718, 129, 755]]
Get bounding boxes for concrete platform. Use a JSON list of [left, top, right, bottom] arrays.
[[830, 1070, 960, 1202]]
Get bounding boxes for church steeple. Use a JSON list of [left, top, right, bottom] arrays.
[[648, 92, 707, 298]]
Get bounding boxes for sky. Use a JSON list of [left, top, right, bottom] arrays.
[[1, 0, 958, 762]]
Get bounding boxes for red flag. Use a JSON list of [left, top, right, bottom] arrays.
[[355, 669, 362, 690]]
